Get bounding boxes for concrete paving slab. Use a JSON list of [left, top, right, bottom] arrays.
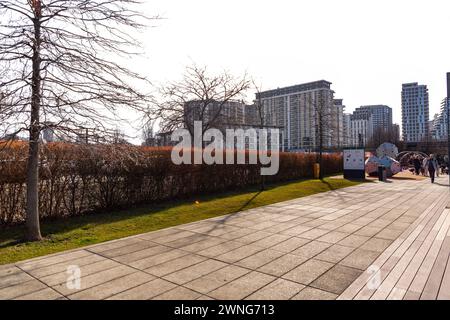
[[2, 175, 449, 300]]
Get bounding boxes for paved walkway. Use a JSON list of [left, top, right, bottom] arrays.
[[1, 175, 449, 300]]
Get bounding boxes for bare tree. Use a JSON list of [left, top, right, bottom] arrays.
[[154, 65, 250, 136], [0, 0, 154, 241], [417, 133, 434, 155], [310, 91, 336, 179], [367, 126, 400, 149], [252, 80, 266, 129], [252, 81, 267, 190]]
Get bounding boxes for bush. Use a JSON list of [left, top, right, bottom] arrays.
[[0, 142, 342, 225]]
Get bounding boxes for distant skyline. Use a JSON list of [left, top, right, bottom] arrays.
[[128, 0, 450, 142]]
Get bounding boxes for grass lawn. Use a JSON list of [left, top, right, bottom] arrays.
[[0, 178, 362, 265]]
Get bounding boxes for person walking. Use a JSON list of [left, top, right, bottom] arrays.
[[413, 156, 421, 175], [422, 157, 428, 176], [444, 155, 449, 175], [425, 154, 439, 183], [436, 157, 440, 178]]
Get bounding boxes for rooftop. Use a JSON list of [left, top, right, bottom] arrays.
[[257, 80, 332, 99]]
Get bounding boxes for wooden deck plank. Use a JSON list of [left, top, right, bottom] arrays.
[[437, 257, 450, 299], [339, 191, 449, 300], [369, 195, 448, 300], [339, 190, 443, 299], [395, 210, 449, 288], [408, 210, 450, 296], [437, 226, 450, 300], [421, 235, 450, 299], [370, 240, 423, 300], [388, 210, 450, 299]]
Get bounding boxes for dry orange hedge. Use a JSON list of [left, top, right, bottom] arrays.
[[0, 143, 343, 224]]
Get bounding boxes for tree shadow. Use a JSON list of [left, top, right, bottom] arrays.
[[0, 185, 267, 244], [319, 178, 351, 202], [0, 178, 358, 248], [198, 191, 264, 236], [0, 238, 25, 249], [321, 178, 337, 191], [236, 191, 263, 213]]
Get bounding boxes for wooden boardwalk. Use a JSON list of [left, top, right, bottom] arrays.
[[339, 177, 450, 300]]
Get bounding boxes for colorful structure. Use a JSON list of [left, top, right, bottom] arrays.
[[376, 143, 399, 159], [365, 143, 401, 177]]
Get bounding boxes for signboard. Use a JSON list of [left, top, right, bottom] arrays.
[[344, 149, 365, 170], [344, 149, 365, 179]]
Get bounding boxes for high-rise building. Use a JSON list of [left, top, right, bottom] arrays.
[[244, 104, 261, 126], [392, 124, 401, 142], [352, 105, 393, 134], [447, 72, 450, 98], [349, 112, 373, 147], [446, 73, 450, 140], [430, 72, 450, 142], [184, 100, 246, 129], [333, 99, 345, 148], [401, 82, 429, 143], [445, 73, 450, 140], [256, 80, 341, 151], [431, 98, 449, 141], [343, 113, 352, 147], [182, 100, 282, 151]]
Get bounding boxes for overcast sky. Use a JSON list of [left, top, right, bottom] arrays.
[[133, 0, 450, 140]]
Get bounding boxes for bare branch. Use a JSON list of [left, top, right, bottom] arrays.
[[152, 64, 250, 135]]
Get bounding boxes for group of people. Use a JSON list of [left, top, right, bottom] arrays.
[[412, 154, 448, 184]]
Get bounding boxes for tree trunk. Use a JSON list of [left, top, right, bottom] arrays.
[[259, 120, 265, 191], [319, 120, 324, 180], [26, 17, 43, 241]]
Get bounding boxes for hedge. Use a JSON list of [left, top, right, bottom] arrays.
[[0, 142, 343, 225]]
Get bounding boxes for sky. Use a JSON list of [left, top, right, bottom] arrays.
[[131, 0, 450, 141]]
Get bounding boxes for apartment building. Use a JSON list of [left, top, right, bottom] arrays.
[[184, 100, 246, 130], [333, 99, 345, 148], [343, 113, 352, 147], [349, 112, 373, 147], [256, 80, 342, 151], [401, 82, 429, 143], [353, 105, 393, 133]]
